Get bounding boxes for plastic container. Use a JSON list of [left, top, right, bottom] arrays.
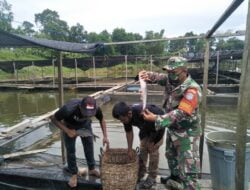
[[206, 131, 250, 190]]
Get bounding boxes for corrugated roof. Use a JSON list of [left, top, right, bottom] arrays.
[[0, 29, 103, 53]]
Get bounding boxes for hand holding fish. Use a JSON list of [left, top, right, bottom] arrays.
[[139, 70, 150, 81], [142, 109, 157, 122]]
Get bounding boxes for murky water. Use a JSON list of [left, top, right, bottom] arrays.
[[0, 91, 241, 130], [0, 91, 94, 128], [0, 91, 245, 174]]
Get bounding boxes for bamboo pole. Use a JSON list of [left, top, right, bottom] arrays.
[[32, 61, 35, 85], [216, 51, 220, 84], [52, 59, 55, 88], [236, 1, 250, 189], [2, 149, 47, 160], [125, 55, 128, 85], [93, 56, 96, 87], [16, 63, 19, 81], [106, 56, 108, 79], [57, 52, 66, 164], [199, 39, 210, 173], [150, 55, 153, 72], [13, 62, 17, 84], [104, 30, 245, 46], [74, 58, 78, 86], [27, 64, 30, 80], [135, 57, 138, 75], [41, 66, 44, 79], [17, 93, 21, 114]]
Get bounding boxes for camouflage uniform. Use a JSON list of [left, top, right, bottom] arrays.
[[146, 57, 202, 190]]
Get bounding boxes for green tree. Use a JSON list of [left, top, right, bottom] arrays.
[[111, 28, 130, 55], [15, 21, 35, 36], [168, 38, 186, 53], [68, 23, 86, 42], [216, 38, 226, 51], [97, 30, 115, 55], [111, 28, 144, 55], [131, 33, 145, 55], [35, 9, 69, 41], [144, 30, 165, 55], [86, 30, 115, 55], [224, 37, 244, 50], [0, 0, 13, 31], [215, 37, 244, 51], [184, 31, 197, 52], [195, 38, 206, 52]]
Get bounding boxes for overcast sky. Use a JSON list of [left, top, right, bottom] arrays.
[[7, 0, 248, 37]]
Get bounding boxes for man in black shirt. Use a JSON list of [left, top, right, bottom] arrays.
[[50, 96, 109, 188], [112, 102, 165, 188]]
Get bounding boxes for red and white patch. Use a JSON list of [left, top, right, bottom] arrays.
[[185, 92, 194, 101], [86, 104, 94, 109]]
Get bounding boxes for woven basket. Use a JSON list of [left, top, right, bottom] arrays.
[[100, 148, 139, 190]]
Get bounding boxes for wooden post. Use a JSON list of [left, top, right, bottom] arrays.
[[93, 56, 96, 87], [52, 59, 55, 88], [135, 57, 138, 75], [32, 61, 35, 85], [236, 1, 250, 189], [150, 55, 153, 72], [106, 56, 108, 79], [74, 58, 78, 86], [16, 63, 19, 81], [57, 52, 66, 164], [17, 93, 21, 114], [27, 64, 30, 80], [216, 51, 220, 84], [199, 38, 210, 172], [125, 55, 128, 84], [13, 62, 17, 84], [41, 66, 44, 79]]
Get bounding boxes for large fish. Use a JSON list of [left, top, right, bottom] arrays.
[[139, 72, 147, 110]]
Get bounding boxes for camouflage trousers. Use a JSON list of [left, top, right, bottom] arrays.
[[139, 137, 163, 179], [165, 130, 200, 190]]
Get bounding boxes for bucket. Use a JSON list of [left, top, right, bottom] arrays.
[[100, 148, 139, 190], [206, 131, 250, 190]]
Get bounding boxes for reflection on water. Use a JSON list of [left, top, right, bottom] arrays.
[[0, 91, 245, 174], [0, 91, 94, 128], [0, 91, 243, 130]]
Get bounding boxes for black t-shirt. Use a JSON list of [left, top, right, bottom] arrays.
[[54, 99, 103, 130], [124, 104, 165, 144]]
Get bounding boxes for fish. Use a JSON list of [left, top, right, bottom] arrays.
[[139, 72, 147, 110], [76, 128, 99, 141]]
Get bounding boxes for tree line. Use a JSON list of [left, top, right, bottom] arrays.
[[0, 0, 245, 59]]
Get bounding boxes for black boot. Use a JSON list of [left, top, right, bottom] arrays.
[[160, 175, 179, 184]]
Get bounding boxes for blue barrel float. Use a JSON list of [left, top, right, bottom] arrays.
[[206, 131, 250, 190]]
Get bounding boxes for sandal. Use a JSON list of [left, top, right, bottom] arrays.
[[140, 177, 156, 189]]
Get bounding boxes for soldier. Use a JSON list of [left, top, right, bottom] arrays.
[[140, 57, 202, 190], [112, 102, 165, 189]]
